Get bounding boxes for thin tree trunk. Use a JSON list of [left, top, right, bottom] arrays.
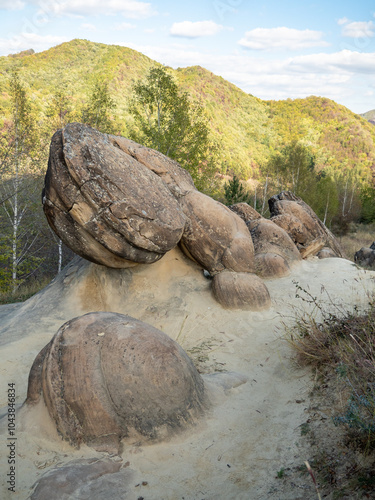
[[58, 239, 63, 274], [261, 175, 269, 215]]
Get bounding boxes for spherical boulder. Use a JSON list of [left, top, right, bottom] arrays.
[[211, 271, 271, 310], [26, 312, 206, 453], [43, 124, 187, 267]]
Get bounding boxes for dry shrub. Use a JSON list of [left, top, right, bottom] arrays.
[[288, 291, 375, 450]]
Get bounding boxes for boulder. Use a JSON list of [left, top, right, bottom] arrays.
[[29, 458, 133, 500], [180, 191, 255, 275], [43, 124, 272, 311], [317, 247, 339, 259], [246, 218, 301, 278], [212, 271, 271, 310], [269, 191, 344, 258], [43, 124, 187, 267], [228, 203, 262, 223], [354, 247, 375, 268], [228, 203, 301, 278], [26, 312, 206, 453]]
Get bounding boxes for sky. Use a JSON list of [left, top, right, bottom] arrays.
[[0, 0, 374, 114]]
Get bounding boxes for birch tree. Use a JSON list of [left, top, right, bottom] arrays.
[[0, 72, 42, 293]]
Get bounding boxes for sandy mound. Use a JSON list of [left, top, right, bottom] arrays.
[[1, 248, 374, 499]]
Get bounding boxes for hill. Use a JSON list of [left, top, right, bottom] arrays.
[[1, 39, 375, 183], [360, 109, 375, 121]]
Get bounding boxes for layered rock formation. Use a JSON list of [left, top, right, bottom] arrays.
[[43, 123, 270, 311], [43, 125, 344, 311], [229, 202, 302, 278], [269, 191, 344, 259], [26, 312, 207, 453]]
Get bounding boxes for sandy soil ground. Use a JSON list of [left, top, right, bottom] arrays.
[[1, 248, 374, 500]]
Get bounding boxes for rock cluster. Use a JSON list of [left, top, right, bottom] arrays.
[[43, 125, 344, 311], [26, 312, 206, 453], [43, 123, 271, 311], [269, 191, 344, 259], [355, 242, 375, 268]]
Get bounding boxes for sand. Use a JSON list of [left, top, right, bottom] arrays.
[[1, 248, 374, 499]]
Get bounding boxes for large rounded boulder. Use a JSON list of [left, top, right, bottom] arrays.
[[43, 124, 187, 267], [26, 312, 206, 453]]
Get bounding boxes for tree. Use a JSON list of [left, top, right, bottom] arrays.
[[223, 175, 252, 206], [0, 71, 44, 292], [267, 140, 316, 197], [81, 79, 117, 133], [46, 87, 75, 131], [129, 66, 220, 195]]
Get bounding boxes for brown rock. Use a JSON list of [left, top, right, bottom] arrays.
[[30, 458, 132, 500], [317, 247, 339, 259], [299, 237, 326, 259], [26, 312, 206, 453], [269, 191, 344, 258], [228, 203, 262, 222], [43, 124, 187, 267], [247, 218, 301, 278], [108, 135, 196, 197], [179, 191, 255, 275], [211, 271, 271, 310]]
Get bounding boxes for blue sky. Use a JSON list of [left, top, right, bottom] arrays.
[[0, 0, 374, 113]]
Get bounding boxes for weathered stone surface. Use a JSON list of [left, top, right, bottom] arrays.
[[43, 124, 274, 310], [26, 312, 206, 453], [30, 458, 133, 500], [354, 247, 375, 268], [107, 135, 196, 197], [317, 247, 338, 259], [211, 271, 271, 310], [43, 124, 187, 267], [299, 237, 326, 259], [247, 218, 301, 278], [180, 191, 255, 275], [269, 191, 344, 258], [229, 203, 262, 223]]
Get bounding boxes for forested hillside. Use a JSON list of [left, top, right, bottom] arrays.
[[1, 38, 375, 298]]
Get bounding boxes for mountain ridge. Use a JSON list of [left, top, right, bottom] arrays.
[[1, 38, 375, 182]]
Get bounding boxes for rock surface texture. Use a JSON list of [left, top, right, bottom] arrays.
[[43, 126, 344, 309], [230, 203, 302, 278], [43, 124, 187, 267], [43, 124, 271, 310], [269, 191, 344, 259], [26, 312, 206, 453], [354, 243, 375, 268]]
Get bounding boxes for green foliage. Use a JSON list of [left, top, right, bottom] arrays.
[[46, 86, 75, 132], [359, 185, 375, 223], [129, 65, 220, 195], [81, 78, 117, 134], [223, 175, 252, 205], [267, 140, 316, 196]]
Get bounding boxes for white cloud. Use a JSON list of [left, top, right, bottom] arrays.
[[238, 27, 329, 50], [114, 22, 136, 30], [342, 21, 374, 38], [81, 23, 96, 31], [288, 50, 375, 74], [337, 17, 349, 26], [24, 0, 156, 19], [170, 20, 225, 38], [0, 0, 24, 9], [0, 33, 67, 56]]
